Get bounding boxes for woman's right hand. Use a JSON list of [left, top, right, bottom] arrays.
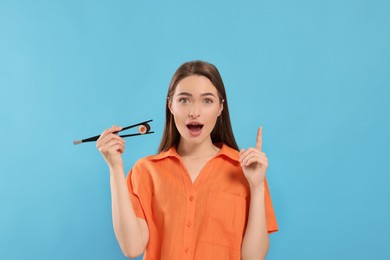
[[96, 125, 125, 170]]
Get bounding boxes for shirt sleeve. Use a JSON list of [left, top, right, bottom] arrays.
[[264, 178, 279, 233], [126, 167, 147, 220]]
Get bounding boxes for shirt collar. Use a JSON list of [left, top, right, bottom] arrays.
[[150, 143, 239, 162]]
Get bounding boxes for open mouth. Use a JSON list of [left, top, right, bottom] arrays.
[[186, 123, 204, 137], [186, 123, 204, 130]]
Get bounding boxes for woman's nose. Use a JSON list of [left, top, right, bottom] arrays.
[[189, 113, 200, 119], [188, 104, 200, 118]]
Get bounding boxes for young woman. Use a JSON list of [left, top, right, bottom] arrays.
[[96, 61, 278, 260]]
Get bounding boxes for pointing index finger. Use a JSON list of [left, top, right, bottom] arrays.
[[256, 127, 262, 151]]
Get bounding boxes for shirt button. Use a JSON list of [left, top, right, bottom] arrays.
[[187, 221, 191, 227], [189, 196, 194, 201], [185, 247, 189, 253]]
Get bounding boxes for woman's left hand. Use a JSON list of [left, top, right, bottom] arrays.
[[240, 127, 269, 189]]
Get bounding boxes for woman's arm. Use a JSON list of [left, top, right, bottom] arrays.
[[110, 166, 149, 258], [241, 183, 269, 260], [239, 127, 270, 259], [97, 126, 149, 258]]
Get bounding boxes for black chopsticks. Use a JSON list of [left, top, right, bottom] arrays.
[[73, 119, 154, 145]]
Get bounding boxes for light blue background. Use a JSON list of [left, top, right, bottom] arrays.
[[1, 0, 389, 259]]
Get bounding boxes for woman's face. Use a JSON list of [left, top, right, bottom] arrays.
[[169, 75, 223, 146]]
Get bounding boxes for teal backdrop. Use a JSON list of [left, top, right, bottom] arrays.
[[1, 0, 389, 259]]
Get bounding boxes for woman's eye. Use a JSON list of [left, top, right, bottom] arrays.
[[203, 98, 213, 104], [179, 98, 189, 103]]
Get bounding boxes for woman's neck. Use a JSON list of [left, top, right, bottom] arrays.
[[177, 138, 220, 159]]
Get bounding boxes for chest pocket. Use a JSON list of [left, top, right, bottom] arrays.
[[199, 191, 247, 251]]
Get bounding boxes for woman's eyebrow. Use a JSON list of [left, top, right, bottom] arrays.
[[177, 92, 192, 97], [176, 92, 216, 97], [200, 92, 216, 97]]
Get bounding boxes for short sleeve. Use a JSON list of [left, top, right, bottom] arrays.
[[126, 167, 147, 220], [264, 178, 278, 233]]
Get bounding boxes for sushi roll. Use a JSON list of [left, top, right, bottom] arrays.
[[138, 123, 151, 134]]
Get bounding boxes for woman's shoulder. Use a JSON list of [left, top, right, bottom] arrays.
[[132, 155, 156, 169], [133, 147, 176, 168], [217, 143, 240, 162]]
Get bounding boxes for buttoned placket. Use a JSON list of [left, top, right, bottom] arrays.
[[179, 161, 198, 260], [176, 152, 221, 259]]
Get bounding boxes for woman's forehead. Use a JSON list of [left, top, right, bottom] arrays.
[[174, 75, 218, 95]]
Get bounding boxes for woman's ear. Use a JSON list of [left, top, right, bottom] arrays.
[[168, 97, 174, 115], [218, 99, 224, 116]]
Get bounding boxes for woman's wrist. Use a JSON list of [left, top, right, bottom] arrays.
[[249, 181, 265, 196], [109, 163, 124, 175]]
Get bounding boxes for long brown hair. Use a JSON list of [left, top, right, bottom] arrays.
[[158, 60, 239, 153]]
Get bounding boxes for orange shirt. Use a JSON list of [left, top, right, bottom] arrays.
[[126, 143, 278, 260]]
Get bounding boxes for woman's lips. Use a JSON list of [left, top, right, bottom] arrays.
[[186, 124, 203, 137]]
